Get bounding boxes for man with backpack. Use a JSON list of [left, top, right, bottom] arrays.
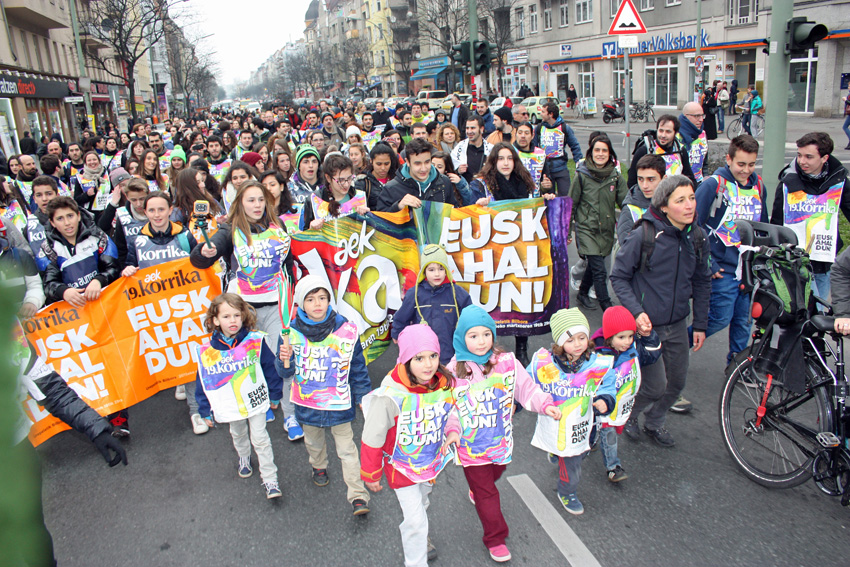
[[533, 102, 583, 196], [611, 175, 712, 447], [678, 102, 709, 184], [627, 115, 696, 188], [771, 132, 850, 303]]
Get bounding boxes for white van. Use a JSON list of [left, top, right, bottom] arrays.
[[416, 90, 448, 104]]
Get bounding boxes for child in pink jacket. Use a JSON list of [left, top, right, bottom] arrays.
[[443, 306, 561, 563]]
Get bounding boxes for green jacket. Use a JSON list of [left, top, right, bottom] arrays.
[[569, 161, 628, 256]]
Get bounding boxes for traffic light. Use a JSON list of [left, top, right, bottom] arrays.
[[786, 17, 828, 54], [451, 43, 470, 67], [473, 40, 491, 74]]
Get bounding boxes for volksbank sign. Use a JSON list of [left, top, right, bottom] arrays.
[[623, 30, 709, 56]]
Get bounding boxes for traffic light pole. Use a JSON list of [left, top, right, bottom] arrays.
[[761, 0, 794, 191], [468, 0, 478, 96]]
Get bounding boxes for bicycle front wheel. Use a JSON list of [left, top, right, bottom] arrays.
[[751, 115, 766, 138], [646, 108, 655, 123], [727, 118, 743, 140], [719, 349, 834, 489]]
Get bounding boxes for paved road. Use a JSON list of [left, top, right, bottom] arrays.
[[39, 281, 850, 567]]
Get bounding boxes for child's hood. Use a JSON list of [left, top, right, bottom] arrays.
[[417, 244, 454, 284]]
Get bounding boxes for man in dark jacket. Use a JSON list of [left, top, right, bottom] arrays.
[[771, 132, 850, 302], [610, 175, 711, 447], [533, 102, 582, 196], [41, 196, 120, 306], [372, 101, 392, 128], [19, 131, 37, 155], [678, 102, 708, 184], [627, 115, 696, 188], [375, 139, 458, 212], [617, 154, 666, 246], [450, 94, 469, 137]]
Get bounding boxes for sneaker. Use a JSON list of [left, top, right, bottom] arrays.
[[547, 452, 559, 465], [488, 544, 512, 562], [577, 292, 597, 310], [264, 481, 282, 499], [265, 408, 276, 422], [669, 395, 693, 414], [352, 499, 370, 516], [607, 465, 628, 483], [588, 286, 597, 300], [644, 426, 676, 448], [284, 415, 305, 441], [191, 413, 209, 435], [623, 417, 641, 441], [238, 456, 253, 478], [559, 494, 584, 515], [427, 537, 437, 561], [174, 385, 187, 400], [468, 489, 476, 505], [312, 468, 329, 487]]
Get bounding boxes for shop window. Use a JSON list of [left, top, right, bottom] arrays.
[[576, 0, 592, 24], [645, 56, 678, 106], [728, 0, 759, 26], [613, 57, 633, 100], [578, 62, 594, 97], [559, 0, 569, 26], [788, 48, 817, 113], [0, 98, 20, 155]]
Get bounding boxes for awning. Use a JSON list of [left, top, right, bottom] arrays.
[[411, 65, 448, 80], [367, 82, 381, 89]]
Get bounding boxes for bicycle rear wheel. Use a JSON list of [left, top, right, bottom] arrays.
[[727, 118, 743, 140], [720, 349, 834, 489], [751, 115, 765, 138]]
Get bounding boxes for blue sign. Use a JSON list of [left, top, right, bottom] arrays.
[[420, 56, 450, 70], [602, 42, 617, 59]]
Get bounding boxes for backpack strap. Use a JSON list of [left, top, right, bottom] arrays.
[[176, 231, 191, 253], [637, 219, 657, 273]]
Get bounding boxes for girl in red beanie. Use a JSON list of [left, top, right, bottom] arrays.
[[591, 306, 662, 482]]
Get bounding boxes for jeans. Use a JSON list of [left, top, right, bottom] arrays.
[[184, 381, 199, 416], [256, 304, 295, 419], [705, 272, 752, 363], [395, 483, 433, 567], [557, 453, 584, 497], [600, 427, 621, 470], [229, 412, 278, 483], [843, 114, 850, 145], [579, 255, 611, 304], [717, 107, 726, 131], [742, 112, 751, 134], [303, 422, 369, 503], [630, 318, 690, 431], [813, 270, 831, 309], [463, 463, 508, 548]]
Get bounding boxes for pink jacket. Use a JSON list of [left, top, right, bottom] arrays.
[[445, 351, 554, 436]]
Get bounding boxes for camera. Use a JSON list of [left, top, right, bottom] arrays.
[[193, 200, 210, 217]]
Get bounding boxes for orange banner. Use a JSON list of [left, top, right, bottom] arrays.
[[21, 259, 222, 446]]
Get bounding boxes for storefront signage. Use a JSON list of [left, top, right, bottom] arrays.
[[64, 96, 85, 103], [507, 50, 528, 65], [419, 56, 449, 69], [617, 30, 709, 57], [0, 73, 69, 99], [559, 45, 571, 58]]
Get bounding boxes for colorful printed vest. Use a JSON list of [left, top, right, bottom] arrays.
[[207, 158, 232, 185], [132, 232, 190, 268], [680, 131, 708, 183], [599, 356, 640, 427], [538, 125, 565, 159], [1, 201, 28, 232], [528, 349, 613, 457], [196, 331, 270, 422], [115, 208, 146, 241], [652, 141, 684, 177], [232, 225, 291, 297], [625, 204, 647, 223], [76, 173, 111, 211], [364, 382, 455, 483], [711, 175, 763, 248], [289, 321, 358, 411], [517, 147, 546, 196], [158, 150, 172, 173], [783, 181, 843, 263], [25, 216, 48, 271], [101, 153, 121, 173], [453, 353, 518, 466], [13, 180, 33, 205], [232, 146, 249, 161]]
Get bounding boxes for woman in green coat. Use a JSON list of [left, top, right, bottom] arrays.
[[570, 134, 628, 310]]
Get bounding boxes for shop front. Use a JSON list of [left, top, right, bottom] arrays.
[[411, 56, 452, 93], [0, 71, 71, 156]]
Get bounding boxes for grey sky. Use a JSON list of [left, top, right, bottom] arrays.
[[182, 0, 313, 89]]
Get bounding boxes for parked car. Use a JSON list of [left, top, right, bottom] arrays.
[[490, 96, 524, 112], [521, 96, 567, 123], [440, 93, 473, 111], [416, 90, 448, 104], [363, 97, 379, 110]]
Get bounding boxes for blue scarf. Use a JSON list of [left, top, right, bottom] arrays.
[[677, 113, 703, 146], [452, 305, 497, 365]]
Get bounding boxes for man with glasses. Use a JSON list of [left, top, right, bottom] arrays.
[[678, 102, 709, 184], [512, 104, 529, 126]]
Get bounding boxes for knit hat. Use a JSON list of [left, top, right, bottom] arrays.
[[169, 146, 186, 164], [453, 305, 497, 365], [550, 308, 589, 347], [241, 152, 263, 169], [602, 306, 636, 339], [293, 275, 332, 307], [345, 125, 362, 140], [321, 112, 334, 121], [295, 145, 320, 170], [417, 244, 453, 283], [109, 167, 132, 187], [397, 324, 441, 365], [494, 107, 513, 123]]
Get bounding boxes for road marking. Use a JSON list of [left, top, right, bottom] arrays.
[[507, 474, 603, 567]]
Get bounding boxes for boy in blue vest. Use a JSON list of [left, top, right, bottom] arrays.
[[277, 274, 373, 516]]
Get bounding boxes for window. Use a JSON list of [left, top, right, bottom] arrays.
[[33, 34, 44, 71], [529, 4, 538, 33], [378, 23, 383, 39], [543, 0, 552, 30], [576, 0, 592, 23], [54, 42, 63, 74], [728, 0, 759, 26], [381, 50, 386, 66], [640, 0, 654, 10], [645, 56, 678, 106], [19, 30, 32, 68], [376, 0, 381, 10], [666, 0, 681, 5], [610, 0, 618, 17], [43, 38, 53, 72], [516, 7, 525, 38], [578, 62, 594, 97], [559, 0, 569, 26], [788, 48, 818, 113], [613, 57, 633, 99]]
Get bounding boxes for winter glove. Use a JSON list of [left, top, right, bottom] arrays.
[[92, 431, 128, 467]]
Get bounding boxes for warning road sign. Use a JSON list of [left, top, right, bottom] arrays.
[[608, 0, 648, 35]]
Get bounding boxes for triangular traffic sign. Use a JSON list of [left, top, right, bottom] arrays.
[[608, 0, 648, 35]]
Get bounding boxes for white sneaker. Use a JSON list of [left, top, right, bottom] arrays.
[[175, 385, 187, 400], [191, 413, 209, 435]]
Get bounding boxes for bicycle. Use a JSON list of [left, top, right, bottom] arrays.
[[629, 100, 655, 123], [726, 109, 765, 139], [720, 221, 850, 505]]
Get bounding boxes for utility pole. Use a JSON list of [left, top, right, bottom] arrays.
[[761, 0, 794, 189], [468, 0, 477, 96], [68, 0, 93, 132]]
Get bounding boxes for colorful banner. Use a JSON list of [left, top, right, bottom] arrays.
[[783, 182, 843, 263], [362, 129, 382, 151], [310, 191, 368, 222], [413, 197, 572, 336], [528, 349, 612, 457], [289, 321, 358, 411], [20, 258, 221, 445]]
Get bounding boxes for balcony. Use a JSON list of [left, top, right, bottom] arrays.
[[82, 24, 110, 50], [3, 0, 69, 30], [389, 0, 409, 10]]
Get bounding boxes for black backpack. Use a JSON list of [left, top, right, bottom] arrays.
[[633, 218, 707, 274]]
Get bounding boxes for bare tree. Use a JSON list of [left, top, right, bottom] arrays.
[[338, 37, 370, 87], [390, 20, 418, 95], [416, 0, 469, 58], [79, 0, 186, 123], [478, 0, 521, 96]]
